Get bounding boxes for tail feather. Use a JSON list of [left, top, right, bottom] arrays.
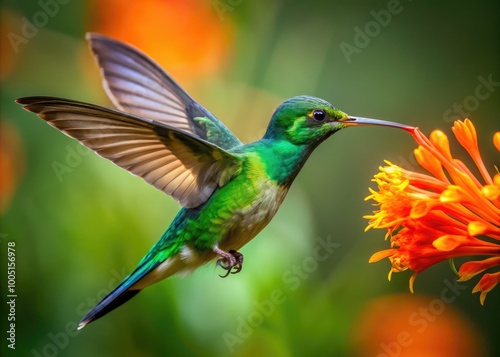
[[78, 261, 159, 329], [78, 289, 141, 330]]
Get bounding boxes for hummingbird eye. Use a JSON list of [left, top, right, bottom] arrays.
[[312, 110, 326, 122]]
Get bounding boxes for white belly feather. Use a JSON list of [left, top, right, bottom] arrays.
[[133, 181, 288, 289], [220, 182, 288, 251]]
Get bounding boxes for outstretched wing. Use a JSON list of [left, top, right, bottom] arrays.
[[86, 32, 242, 150], [17, 97, 242, 208]]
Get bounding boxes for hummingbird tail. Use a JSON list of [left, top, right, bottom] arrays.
[[77, 261, 159, 330], [77, 289, 141, 330]]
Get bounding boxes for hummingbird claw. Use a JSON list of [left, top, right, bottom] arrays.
[[218, 267, 232, 278], [216, 257, 233, 278], [214, 247, 244, 278], [229, 250, 244, 275]]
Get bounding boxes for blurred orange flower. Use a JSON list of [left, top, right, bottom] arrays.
[[366, 119, 500, 304], [0, 9, 22, 80], [348, 294, 488, 357], [88, 0, 234, 83], [0, 121, 25, 214]]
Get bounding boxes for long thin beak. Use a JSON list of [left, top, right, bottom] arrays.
[[341, 116, 415, 132]]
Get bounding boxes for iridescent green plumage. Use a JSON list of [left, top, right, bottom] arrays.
[[16, 33, 413, 329]]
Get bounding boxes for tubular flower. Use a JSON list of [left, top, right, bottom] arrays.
[[365, 119, 500, 304]]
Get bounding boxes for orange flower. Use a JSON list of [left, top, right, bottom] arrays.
[[88, 0, 234, 83], [0, 120, 25, 214], [365, 119, 500, 304]]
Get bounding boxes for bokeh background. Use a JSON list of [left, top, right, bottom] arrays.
[[1, 0, 499, 356]]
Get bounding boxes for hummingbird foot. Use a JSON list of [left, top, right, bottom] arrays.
[[214, 247, 244, 278]]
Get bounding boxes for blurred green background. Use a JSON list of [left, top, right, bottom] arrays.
[[1, 0, 499, 356]]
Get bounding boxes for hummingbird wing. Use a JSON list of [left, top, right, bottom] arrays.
[[17, 97, 242, 208], [86, 32, 242, 150]]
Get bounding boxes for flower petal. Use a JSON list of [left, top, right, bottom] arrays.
[[493, 132, 500, 152], [430, 130, 452, 161], [467, 221, 500, 237], [452, 119, 478, 157], [458, 257, 500, 282], [482, 184, 500, 200], [471, 272, 500, 305], [414, 146, 447, 182], [432, 235, 463, 252], [409, 273, 417, 293], [369, 249, 395, 263]]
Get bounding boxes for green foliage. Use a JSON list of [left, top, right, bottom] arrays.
[[1, 0, 499, 356]]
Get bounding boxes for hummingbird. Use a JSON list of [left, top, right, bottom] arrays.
[[17, 33, 413, 329]]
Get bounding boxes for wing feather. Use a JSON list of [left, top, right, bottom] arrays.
[[86, 32, 242, 149], [17, 97, 242, 208]]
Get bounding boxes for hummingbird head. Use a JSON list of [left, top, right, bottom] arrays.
[[263, 95, 413, 146]]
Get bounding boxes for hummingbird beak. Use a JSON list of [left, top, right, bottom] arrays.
[[340, 116, 415, 132]]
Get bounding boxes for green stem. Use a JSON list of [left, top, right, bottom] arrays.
[[448, 258, 460, 277]]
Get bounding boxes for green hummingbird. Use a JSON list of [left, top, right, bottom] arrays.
[[17, 33, 413, 329]]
